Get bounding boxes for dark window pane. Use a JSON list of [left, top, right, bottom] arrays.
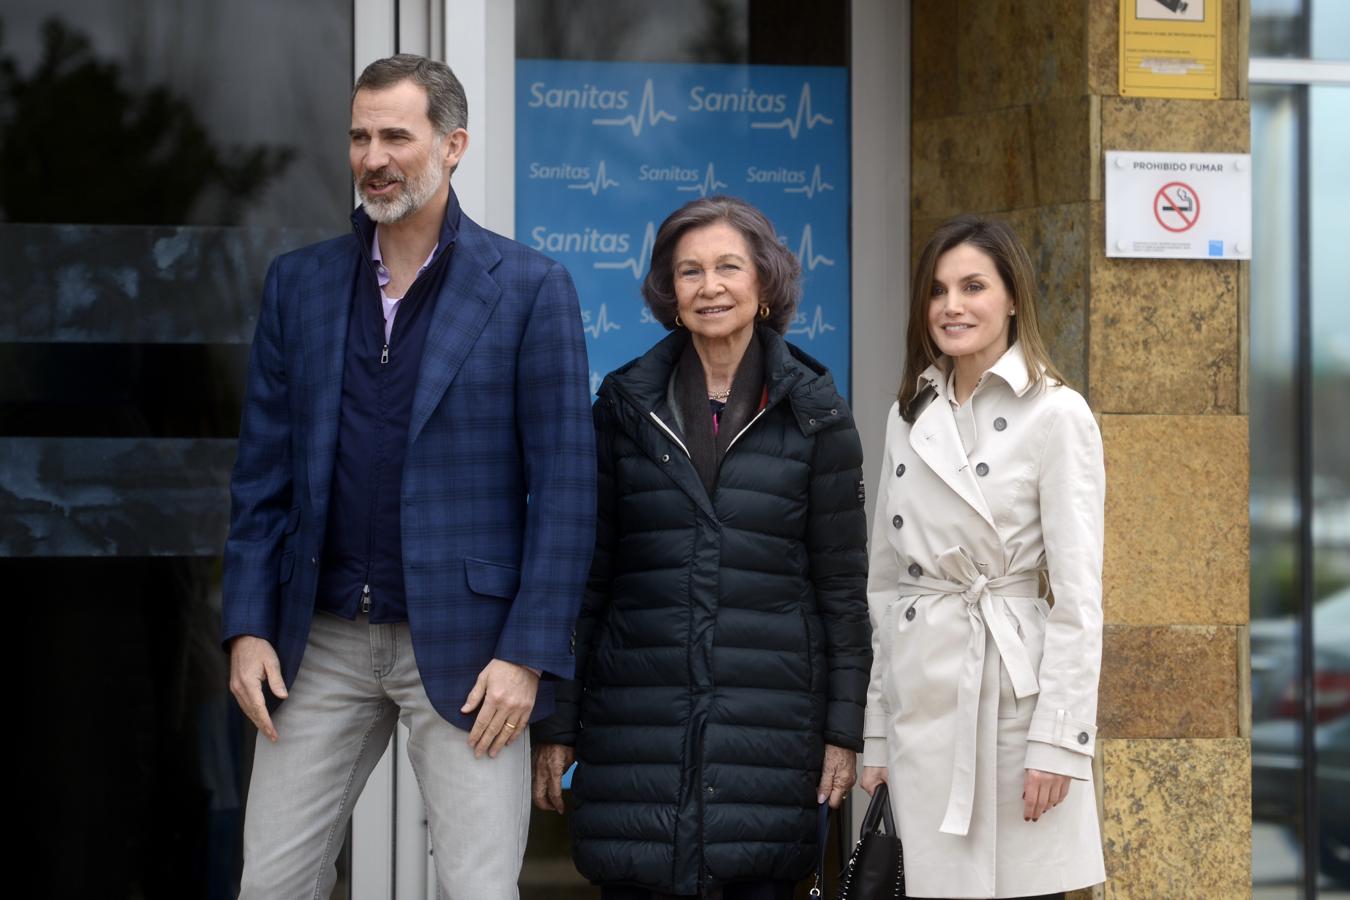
[[1251, 0, 1350, 61], [0, 3, 353, 898], [516, 0, 847, 66]]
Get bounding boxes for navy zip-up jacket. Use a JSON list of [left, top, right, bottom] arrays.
[[315, 196, 461, 622]]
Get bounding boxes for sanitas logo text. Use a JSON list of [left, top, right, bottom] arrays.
[[530, 226, 631, 254], [528, 82, 629, 110], [638, 165, 702, 182], [747, 166, 806, 184], [528, 162, 593, 180], [688, 86, 786, 114]]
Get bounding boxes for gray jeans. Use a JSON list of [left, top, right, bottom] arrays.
[[238, 611, 531, 900]]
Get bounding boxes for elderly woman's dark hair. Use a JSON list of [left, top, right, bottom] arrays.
[[641, 195, 801, 335]]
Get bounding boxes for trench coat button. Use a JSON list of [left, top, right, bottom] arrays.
[[896, 463, 906, 477], [892, 515, 903, 529], [808, 418, 817, 426], [994, 417, 1007, 431], [908, 562, 923, 578], [661, 453, 670, 463], [904, 606, 916, 622], [829, 408, 838, 416], [975, 462, 989, 476], [1078, 731, 1090, 745], [706, 785, 715, 794]]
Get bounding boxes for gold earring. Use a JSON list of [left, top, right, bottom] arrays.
[[759, 304, 770, 320], [675, 314, 684, 328]]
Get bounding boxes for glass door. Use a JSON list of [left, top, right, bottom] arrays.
[[0, 1, 355, 898]]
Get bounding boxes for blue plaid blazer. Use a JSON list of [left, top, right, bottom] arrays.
[[222, 209, 596, 730]]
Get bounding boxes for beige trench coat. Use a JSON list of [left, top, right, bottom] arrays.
[[863, 343, 1107, 898]]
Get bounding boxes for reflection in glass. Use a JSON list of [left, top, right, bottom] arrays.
[[1250, 0, 1350, 61], [1, 2, 352, 898], [1310, 82, 1350, 890], [1249, 81, 1307, 900], [1251, 76, 1350, 895]]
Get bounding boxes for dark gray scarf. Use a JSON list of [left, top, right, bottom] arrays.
[[670, 330, 766, 496]]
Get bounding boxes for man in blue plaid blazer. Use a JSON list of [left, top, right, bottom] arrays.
[[221, 55, 595, 899]]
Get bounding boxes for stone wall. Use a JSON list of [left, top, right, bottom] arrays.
[[909, 1, 1252, 896]]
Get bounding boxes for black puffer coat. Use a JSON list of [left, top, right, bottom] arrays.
[[535, 327, 871, 895]]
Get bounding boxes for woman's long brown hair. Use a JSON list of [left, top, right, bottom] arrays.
[[898, 215, 1066, 422]]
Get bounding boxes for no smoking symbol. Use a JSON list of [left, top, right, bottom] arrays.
[[1154, 181, 1200, 233]]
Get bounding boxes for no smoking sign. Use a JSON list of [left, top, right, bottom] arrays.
[[1154, 182, 1199, 233], [1106, 151, 1250, 259]]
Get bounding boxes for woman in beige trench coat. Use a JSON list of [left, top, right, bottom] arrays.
[[860, 216, 1107, 899]]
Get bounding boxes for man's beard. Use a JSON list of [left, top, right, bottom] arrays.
[[356, 140, 445, 223]]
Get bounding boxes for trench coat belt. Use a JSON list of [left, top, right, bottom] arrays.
[[893, 547, 1045, 838]]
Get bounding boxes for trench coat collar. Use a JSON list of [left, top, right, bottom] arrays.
[[910, 348, 1031, 532], [916, 340, 1037, 401], [985, 341, 1035, 397]]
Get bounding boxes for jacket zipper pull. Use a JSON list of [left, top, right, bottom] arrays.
[[380, 344, 389, 365], [361, 583, 372, 613]]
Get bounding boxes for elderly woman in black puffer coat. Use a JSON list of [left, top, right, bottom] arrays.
[[531, 195, 871, 900]]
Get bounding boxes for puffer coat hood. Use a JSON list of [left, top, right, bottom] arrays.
[[534, 326, 871, 895]]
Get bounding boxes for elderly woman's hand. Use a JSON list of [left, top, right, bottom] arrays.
[[532, 742, 576, 814], [817, 744, 858, 809]]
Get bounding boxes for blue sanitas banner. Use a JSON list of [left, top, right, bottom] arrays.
[[515, 60, 851, 397]]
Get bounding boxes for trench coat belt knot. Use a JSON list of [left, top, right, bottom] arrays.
[[893, 546, 1045, 838]]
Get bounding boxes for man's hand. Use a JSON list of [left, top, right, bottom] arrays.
[[816, 744, 857, 809], [531, 742, 575, 814], [229, 636, 288, 743], [1023, 768, 1071, 822], [860, 765, 888, 797], [461, 659, 540, 758]]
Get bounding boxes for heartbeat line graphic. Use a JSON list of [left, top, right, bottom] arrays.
[[676, 162, 728, 197], [567, 160, 619, 195], [595, 222, 657, 279], [751, 83, 833, 139], [784, 164, 834, 198], [592, 80, 677, 135], [583, 303, 622, 339], [590, 371, 604, 395], [781, 224, 835, 270], [787, 305, 837, 340]]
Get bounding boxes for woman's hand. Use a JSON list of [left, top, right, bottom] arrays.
[[860, 765, 888, 797], [817, 744, 858, 808], [531, 742, 576, 814], [1022, 768, 1071, 822]]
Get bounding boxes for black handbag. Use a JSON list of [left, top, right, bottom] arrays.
[[835, 783, 905, 899]]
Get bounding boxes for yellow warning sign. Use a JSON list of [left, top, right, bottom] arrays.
[[1119, 0, 1221, 99]]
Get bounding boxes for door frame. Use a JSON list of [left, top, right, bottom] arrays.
[[347, 1, 910, 894]]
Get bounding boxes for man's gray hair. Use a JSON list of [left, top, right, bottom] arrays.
[[352, 54, 468, 135]]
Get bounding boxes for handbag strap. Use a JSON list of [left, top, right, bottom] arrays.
[[861, 783, 896, 837], [810, 801, 830, 898]]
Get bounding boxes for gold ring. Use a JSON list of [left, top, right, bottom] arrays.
[[504, 722, 516, 730]]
